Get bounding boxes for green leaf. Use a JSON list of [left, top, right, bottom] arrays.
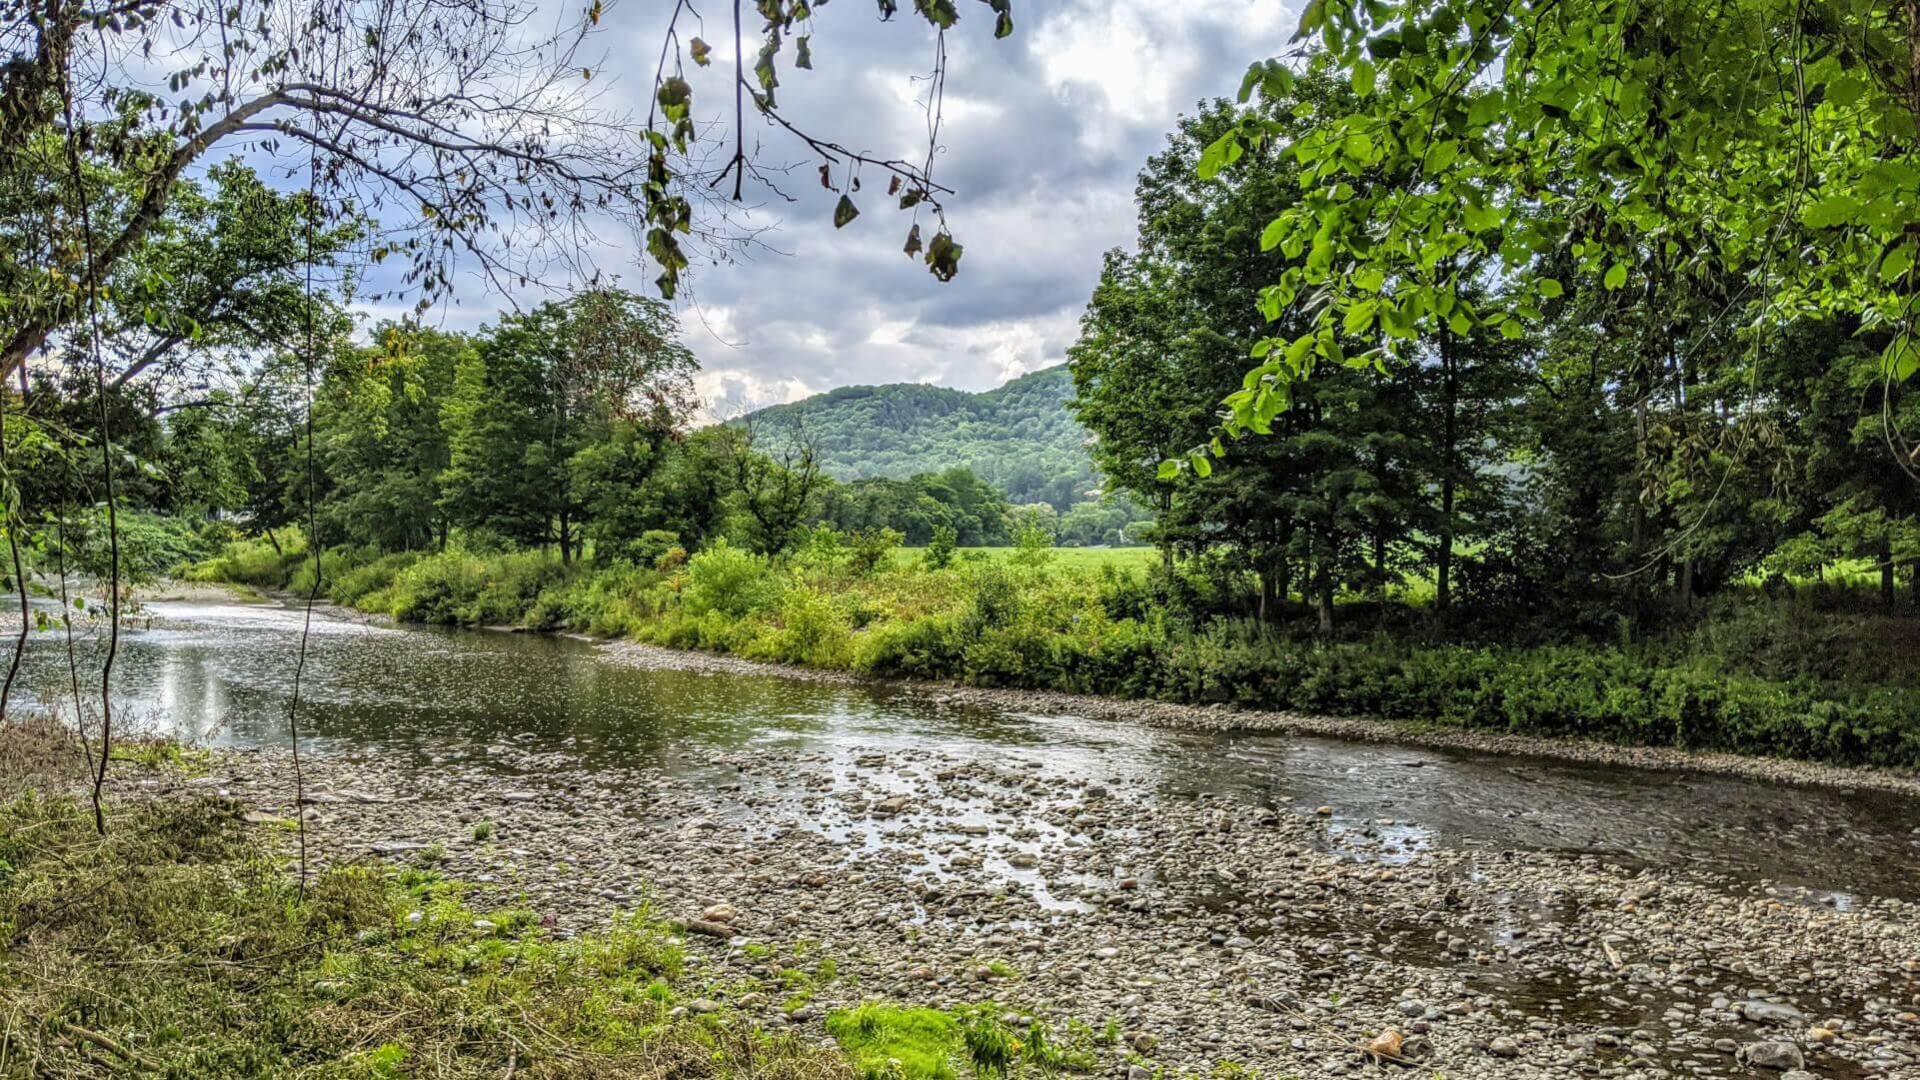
[[1537, 277, 1563, 298], [1293, 0, 1326, 41], [1156, 460, 1181, 481], [833, 194, 859, 229], [1884, 336, 1920, 382], [1259, 216, 1288, 252], [1342, 301, 1376, 336], [1198, 132, 1241, 181], [1603, 262, 1628, 290], [1189, 452, 1213, 478], [1351, 59, 1377, 97], [1802, 194, 1863, 229], [1879, 243, 1915, 284]]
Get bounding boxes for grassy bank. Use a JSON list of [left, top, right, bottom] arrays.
[[0, 736, 1097, 1079], [188, 537, 1920, 768]]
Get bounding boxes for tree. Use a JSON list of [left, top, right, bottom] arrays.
[[729, 417, 823, 554], [3, 0, 1021, 390], [438, 290, 697, 561], [1074, 87, 1442, 628], [313, 324, 465, 551], [1199, 0, 1920, 468]]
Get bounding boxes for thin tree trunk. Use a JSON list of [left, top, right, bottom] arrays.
[[1881, 537, 1896, 608], [265, 528, 282, 555], [1437, 331, 1458, 612], [1315, 557, 1334, 635]]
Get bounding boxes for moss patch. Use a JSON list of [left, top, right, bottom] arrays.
[[825, 1003, 1097, 1080], [827, 1005, 965, 1080]]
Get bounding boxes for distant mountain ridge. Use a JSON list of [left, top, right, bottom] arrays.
[[739, 364, 1099, 510]]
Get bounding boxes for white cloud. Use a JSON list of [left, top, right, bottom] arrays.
[[343, 0, 1296, 412]]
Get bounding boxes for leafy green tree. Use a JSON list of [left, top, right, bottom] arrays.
[[439, 290, 697, 561], [727, 418, 824, 554], [923, 525, 958, 569], [313, 325, 465, 551], [1075, 87, 1441, 628], [1201, 2, 1920, 458]]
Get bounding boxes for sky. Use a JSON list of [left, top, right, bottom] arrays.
[[364, 0, 1298, 415]]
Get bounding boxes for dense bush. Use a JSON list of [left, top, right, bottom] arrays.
[[62, 510, 227, 583], [182, 532, 306, 589]]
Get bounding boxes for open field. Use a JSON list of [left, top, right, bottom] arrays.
[[896, 546, 1161, 572]]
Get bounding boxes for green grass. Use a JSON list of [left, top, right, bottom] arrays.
[[825, 1003, 1095, 1080], [828, 1005, 963, 1080]]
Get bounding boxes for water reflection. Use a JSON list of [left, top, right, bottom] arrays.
[[5, 597, 1918, 900]]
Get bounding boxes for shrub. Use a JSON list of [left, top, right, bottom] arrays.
[[683, 540, 782, 618], [185, 534, 306, 590], [922, 525, 958, 571]]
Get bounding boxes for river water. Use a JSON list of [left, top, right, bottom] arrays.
[[10, 597, 1920, 905]]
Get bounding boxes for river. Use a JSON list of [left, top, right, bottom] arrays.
[[10, 596, 1920, 906]]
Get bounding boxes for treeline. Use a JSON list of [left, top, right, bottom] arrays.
[[1071, 75, 1920, 637], [25, 288, 1140, 577]]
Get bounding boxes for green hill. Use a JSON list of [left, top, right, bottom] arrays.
[[739, 365, 1100, 510]]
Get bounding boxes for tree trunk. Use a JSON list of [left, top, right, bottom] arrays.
[[1436, 331, 1458, 612], [1881, 537, 1896, 608], [264, 529, 282, 556], [1315, 558, 1335, 636], [1678, 557, 1695, 609], [1158, 490, 1174, 573], [1911, 559, 1919, 608]]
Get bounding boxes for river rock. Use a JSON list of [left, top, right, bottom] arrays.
[[1736, 1041, 1805, 1071], [1739, 1001, 1807, 1026], [1364, 1029, 1404, 1061]]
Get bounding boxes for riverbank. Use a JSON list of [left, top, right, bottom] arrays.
[[186, 540, 1920, 770], [596, 640, 1920, 799], [153, 574, 1920, 798], [163, 730, 1920, 1080], [0, 732, 1096, 1079]]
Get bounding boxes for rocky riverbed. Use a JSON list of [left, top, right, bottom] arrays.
[[138, 727, 1920, 1080]]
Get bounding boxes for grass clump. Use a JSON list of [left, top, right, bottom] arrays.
[[0, 786, 853, 1079], [825, 1003, 1093, 1080], [827, 1005, 964, 1080]]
